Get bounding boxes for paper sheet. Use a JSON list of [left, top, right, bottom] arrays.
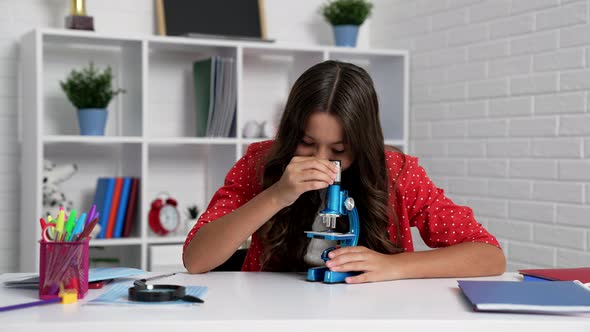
[[88, 282, 208, 306]]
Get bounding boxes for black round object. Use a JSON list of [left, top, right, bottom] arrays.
[[128, 284, 186, 302]]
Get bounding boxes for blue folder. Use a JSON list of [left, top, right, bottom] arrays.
[[458, 280, 590, 313]]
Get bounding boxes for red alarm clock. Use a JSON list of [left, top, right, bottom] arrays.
[[149, 193, 180, 236]]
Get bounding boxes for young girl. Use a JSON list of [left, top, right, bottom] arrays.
[[183, 60, 505, 283]]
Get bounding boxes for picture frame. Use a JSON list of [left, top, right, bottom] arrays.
[[155, 0, 268, 40]]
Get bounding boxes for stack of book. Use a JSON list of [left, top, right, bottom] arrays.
[[92, 177, 140, 239], [193, 56, 237, 137]]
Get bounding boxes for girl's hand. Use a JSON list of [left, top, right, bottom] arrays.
[[325, 246, 401, 284], [269, 156, 338, 208]]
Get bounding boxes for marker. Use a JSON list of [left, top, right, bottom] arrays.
[[71, 213, 86, 241], [76, 217, 99, 241], [87, 204, 96, 227], [64, 209, 77, 241], [56, 209, 66, 241]]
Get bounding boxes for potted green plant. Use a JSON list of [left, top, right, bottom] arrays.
[[60, 63, 125, 136], [320, 0, 373, 47]]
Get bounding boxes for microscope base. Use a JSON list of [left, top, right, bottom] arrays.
[[307, 267, 360, 283]]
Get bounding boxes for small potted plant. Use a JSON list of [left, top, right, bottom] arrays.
[[320, 0, 373, 47], [60, 62, 125, 136]]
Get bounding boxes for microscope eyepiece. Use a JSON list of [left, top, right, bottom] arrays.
[[330, 160, 341, 184]]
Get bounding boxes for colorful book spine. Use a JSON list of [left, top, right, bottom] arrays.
[[105, 178, 123, 239], [113, 177, 132, 238], [95, 178, 115, 239], [122, 178, 139, 238]]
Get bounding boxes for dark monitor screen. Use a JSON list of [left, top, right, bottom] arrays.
[[161, 0, 263, 38]]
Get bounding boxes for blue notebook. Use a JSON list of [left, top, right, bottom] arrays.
[[458, 280, 590, 314], [113, 177, 132, 238], [93, 177, 116, 239]]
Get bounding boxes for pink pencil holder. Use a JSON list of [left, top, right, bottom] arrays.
[[39, 240, 89, 300]]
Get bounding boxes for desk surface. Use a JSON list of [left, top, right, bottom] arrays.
[[0, 272, 588, 332]]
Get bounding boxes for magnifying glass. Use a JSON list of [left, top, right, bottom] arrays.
[[128, 284, 203, 303], [128, 273, 204, 303]]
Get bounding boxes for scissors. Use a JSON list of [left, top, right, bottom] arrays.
[[39, 217, 58, 242]]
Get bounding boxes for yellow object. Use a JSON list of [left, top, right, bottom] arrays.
[[70, 0, 86, 16], [59, 289, 78, 304], [56, 209, 65, 241]]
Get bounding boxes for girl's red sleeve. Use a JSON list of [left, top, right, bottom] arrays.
[[397, 155, 501, 249], [182, 141, 269, 266]]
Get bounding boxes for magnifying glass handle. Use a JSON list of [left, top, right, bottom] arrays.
[[182, 295, 204, 303]]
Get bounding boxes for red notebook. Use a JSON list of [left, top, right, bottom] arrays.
[[519, 267, 590, 283]]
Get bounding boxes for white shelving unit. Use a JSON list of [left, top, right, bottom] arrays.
[[19, 28, 409, 272]]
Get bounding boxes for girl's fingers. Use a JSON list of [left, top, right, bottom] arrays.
[[298, 169, 335, 184], [326, 252, 367, 268], [327, 260, 370, 273], [328, 246, 367, 258], [345, 273, 375, 284], [290, 157, 339, 175]]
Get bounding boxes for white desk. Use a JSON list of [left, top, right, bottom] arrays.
[[0, 272, 588, 332]]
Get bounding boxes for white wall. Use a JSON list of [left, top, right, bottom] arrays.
[[372, 0, 590, 271], [0, 0, 370, 273]]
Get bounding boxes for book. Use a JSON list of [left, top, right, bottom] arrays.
[[94, 178, 115, 239], [193, 57, 216, 137], [113, 177, 132, 238], [458, 280, 590, 314], [519, 267, 590, 283], [122, 178, 139, 238], [105, 177, 123, 238]]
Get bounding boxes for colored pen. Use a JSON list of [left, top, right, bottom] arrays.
[[56, 209, 66, 241], [87, 204, 96, 227], [0, 298, 61, 313], [64, 209, 77, 241], [71, 213, 86, 240], [76, 217, 99, 241]]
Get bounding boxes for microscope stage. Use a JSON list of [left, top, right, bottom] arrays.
[[304, 231, 356, 241]]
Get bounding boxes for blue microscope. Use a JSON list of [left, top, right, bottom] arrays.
[[305, 160, 360, 283]]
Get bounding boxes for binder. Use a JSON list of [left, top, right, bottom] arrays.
[[93, 178, 115, 239], [105, 178, 123, 238], [193, 57, 216, 137], [122, 178, 139, 238], [458, 280, 590, 314], [113, 177, 132, 238], [519, 267, 590, 283]]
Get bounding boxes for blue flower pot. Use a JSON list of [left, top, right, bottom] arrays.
[[333, 25, 360, 47], [77, 108, 107, 136]]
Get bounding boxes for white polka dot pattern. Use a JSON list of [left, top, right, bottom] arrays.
[[183, 141, 501, 271]]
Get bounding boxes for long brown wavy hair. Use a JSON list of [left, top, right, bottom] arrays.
[[257, 60, 403, 271]]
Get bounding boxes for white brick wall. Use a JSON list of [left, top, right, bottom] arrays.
[[0, 0, 370, 273], [373, 0, 590, 269]]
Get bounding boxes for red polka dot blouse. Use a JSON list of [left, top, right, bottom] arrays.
[[183, 140, 501, 271]]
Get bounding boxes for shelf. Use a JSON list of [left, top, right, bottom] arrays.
[[89, 238, 142, 247], [20, 28, 409, 272], [328, 52, 407, 142], [240, 138, 270, 145], [43, 135, 143, 144], [147, 137, 237, 145], [147, 144, 236, 218], [42, 34, 143, 137], [147, 236, 187, 245]]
